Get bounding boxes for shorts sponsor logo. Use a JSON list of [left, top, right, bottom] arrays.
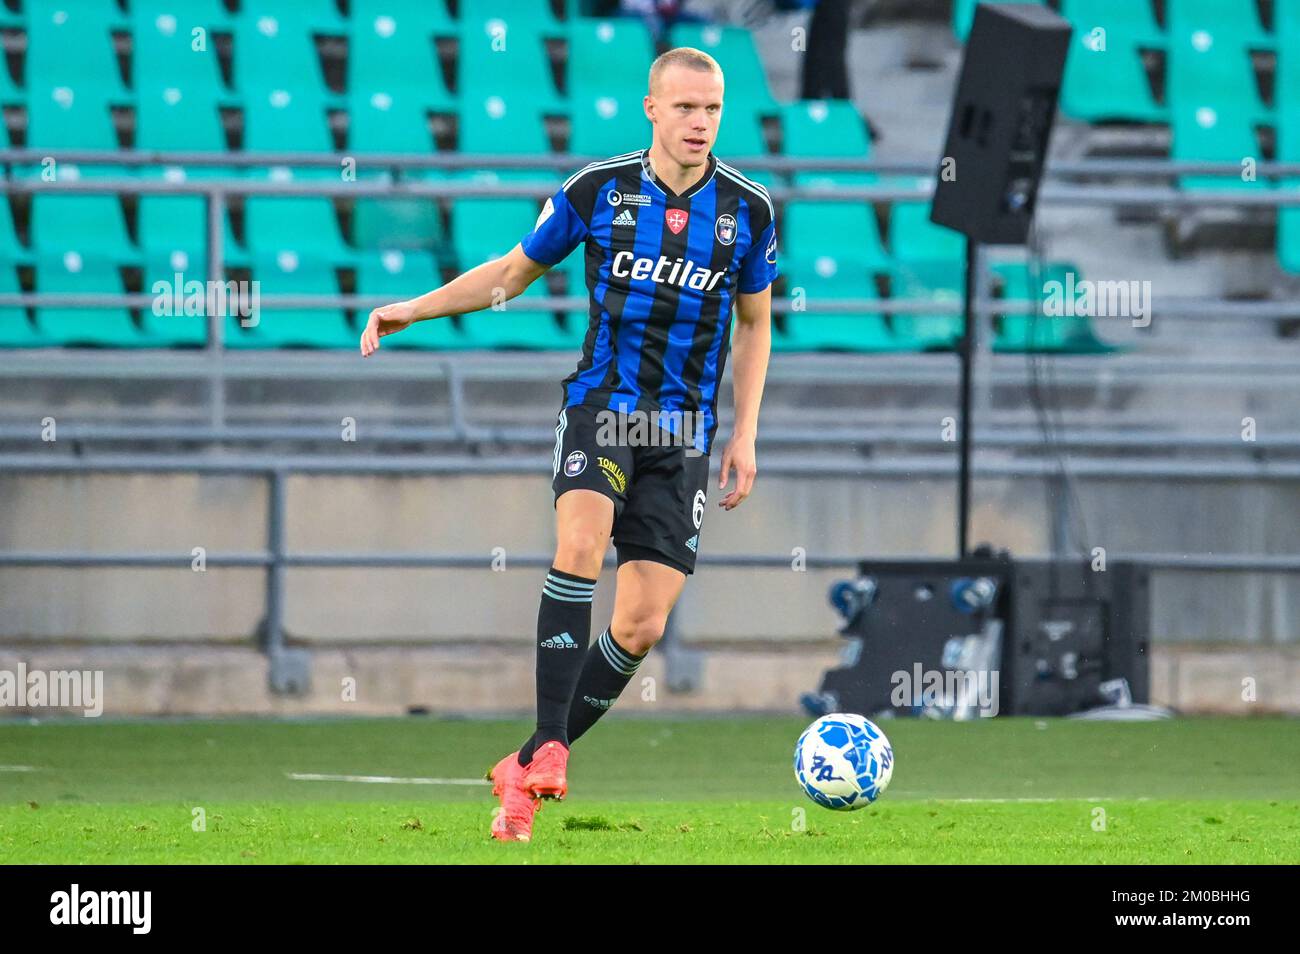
[[715, 213, 736, 246], [564, 450, 587, 477], [692, 490, 705, 529], [596, 456, 627, 494]]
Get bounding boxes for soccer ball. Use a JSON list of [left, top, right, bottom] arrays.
[[793, 713, 894, 810]]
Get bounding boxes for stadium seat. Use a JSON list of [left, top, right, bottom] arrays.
[[1059, 0, 1166, 122], [229, 252, 355, 348], [25, 2, 129, 103], [467, 0, 565, 37], [243, 88, 335, 153], [29, 168, 137, 264], [713, 106, 767, 160], [458, 13, 564, 113], [137, 166, 240, 260], [355, 249, 462, 350], [784, 201, 889, 274], [135, 85, 226, 153], [568, 19, 655, 98], [781, 101, 875, 189], [458, 94, 552, 158], [349, 90, 437, 154], [1170, 105, 1269, 191], [776, 258, 900, 352], [0, 198, 29, 265], [140, 250, 211, 346], [233, 7, 338, 106], [991, 261, 1114, 353], [347, 91, 443, 252], [888, 262, 964, 351], [1278, 1, 1300, 271], [132, 0, 230, 103], [32, 252, 147, 347], [0, 264, 46, 347], [1166, 6, 1271, 126], [25, 85, 119, 153], [348, 0, 455, 111], [241, 168, 355, 265], [457, 274, 575, 350], [568, 91, 650, 157], [953, 0, 1041, 41], [667, 23, 779, 114], [888, 199, 964, 265]]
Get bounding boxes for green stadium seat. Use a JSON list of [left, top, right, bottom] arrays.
[[888, 199, 964, 264], [349, 90, 436, 154], [568, 19, 654, 98], [458, 14, 564, 113], [229, 252, 355, 349], [355, 249, 462, 350], [347, 90, 442, 251], [1171, 105, 1269, 191], [888, 262, 964, 351], [0, 50, 20, 107], [135, 85, 226, 152], [1059, 0, 1166, 122], [24, 85, 119, 152], [1278, 1, 1300, 271], [1280, 183, 1300, 273], [241, 168, 355, 266], [784, 201, 889, 273], [781, 100, 874, 187], [233, 8, 337, 105], [25, 3, 129, 103], [568, 91, 649, 157], [29, 167, 137, 264], [991, 261, 1114, 353], [243, 88, 335, 153], [32, 252, 147, 347], [776, 257, 900, 352], [140, 250, 211, 346], [467, 0, 564, 37], [458, 94, 552, 157], [953, 0, 1041, 41], [713, 106, 767, 159], [0, 199, 29, 265], [132, 0, 229, 103], [1167, 17, 1270, 126], [349, 0, 455, 111], [457, 273, 576, 350], [667, 23, 779, 114], [0, 265, 45, 347], [137, 166, 240, 260]]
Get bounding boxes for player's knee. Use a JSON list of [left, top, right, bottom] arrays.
[[554, 527, 607, 574], [614, 612, 667, 656]]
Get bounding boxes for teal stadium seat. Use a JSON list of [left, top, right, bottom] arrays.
[[141, 250, 211, 346], [242, 87, 334, 153], [229, 252, 355, 349], [348, 0, 455, 111], [458, 12, 564, 113], [887, 199, 966, 349], [348, 91, 444, 252], [458, 94, 552, 158], [776, 257, 899, 352], [1059, 0, 1166, 122], [25, 2, 129, 103], [33, 252, 147, 347], [356, 250, 462, 350], [233, 5, 339, 106], [568, 91, 649, 157], [0, 198, 29, 266], [1276, 0, 1300, 271], [1167, 0, 1270, 127], [991, 262, 1113, 353], [713, 105, 767, 160], [241, 168, 355, 266], [784, 200, 889, 274], [781, 101, 875, 189], [568, 19, 654, 98], [667, 23, 779, 114], [132, 0, 230, 104]]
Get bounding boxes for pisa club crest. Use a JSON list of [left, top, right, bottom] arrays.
[[715, 213, 736, 246], [665, 208, 689, 235]]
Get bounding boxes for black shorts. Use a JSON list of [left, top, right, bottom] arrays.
[[551, 404, 711, 575]]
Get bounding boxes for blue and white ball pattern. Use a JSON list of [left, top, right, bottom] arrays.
[[794, 713, 894, 810]]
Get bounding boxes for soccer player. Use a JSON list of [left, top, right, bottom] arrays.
[[359, 48, 777, 842]]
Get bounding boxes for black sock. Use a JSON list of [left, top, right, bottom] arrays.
[[518, 567, 597, 766], [565, 627, 646, 745]]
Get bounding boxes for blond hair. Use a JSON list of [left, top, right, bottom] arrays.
[[648, 47, 724, 95]]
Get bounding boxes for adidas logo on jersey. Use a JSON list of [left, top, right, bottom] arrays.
[[612, 208, 636, 227], [540, 632, 580, 650], [685, 534, 699, 553]]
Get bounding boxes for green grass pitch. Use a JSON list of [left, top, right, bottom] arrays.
[[1, 716, 1298, 864]]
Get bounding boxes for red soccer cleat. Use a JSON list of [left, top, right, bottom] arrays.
[[522, 740, 570, 800], [487, 750, 538, 842]]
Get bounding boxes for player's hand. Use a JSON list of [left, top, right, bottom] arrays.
[[717, 431, 757, 511], [360, 299, 419, 356]]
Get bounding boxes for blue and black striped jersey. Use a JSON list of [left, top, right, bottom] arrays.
[[520, 148, 778, 455]]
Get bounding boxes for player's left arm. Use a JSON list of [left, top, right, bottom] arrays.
[[717, 283, 771, 511]]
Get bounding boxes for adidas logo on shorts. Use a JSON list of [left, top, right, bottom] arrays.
[[612, 208, 636, 227], [540, 632, 580, 649], [685, 534, 699, 553]]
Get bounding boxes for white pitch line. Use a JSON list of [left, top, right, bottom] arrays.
[[924, 796, 1149, 803], [0, 765, 37, 772], [287, 772, 489, 786]]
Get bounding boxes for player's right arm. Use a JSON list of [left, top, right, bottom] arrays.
[[360, 179, 591, 357], [359, 244, 548, 357]]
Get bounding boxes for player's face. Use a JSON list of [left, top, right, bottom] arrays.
[[645, 65, 724, 167]]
